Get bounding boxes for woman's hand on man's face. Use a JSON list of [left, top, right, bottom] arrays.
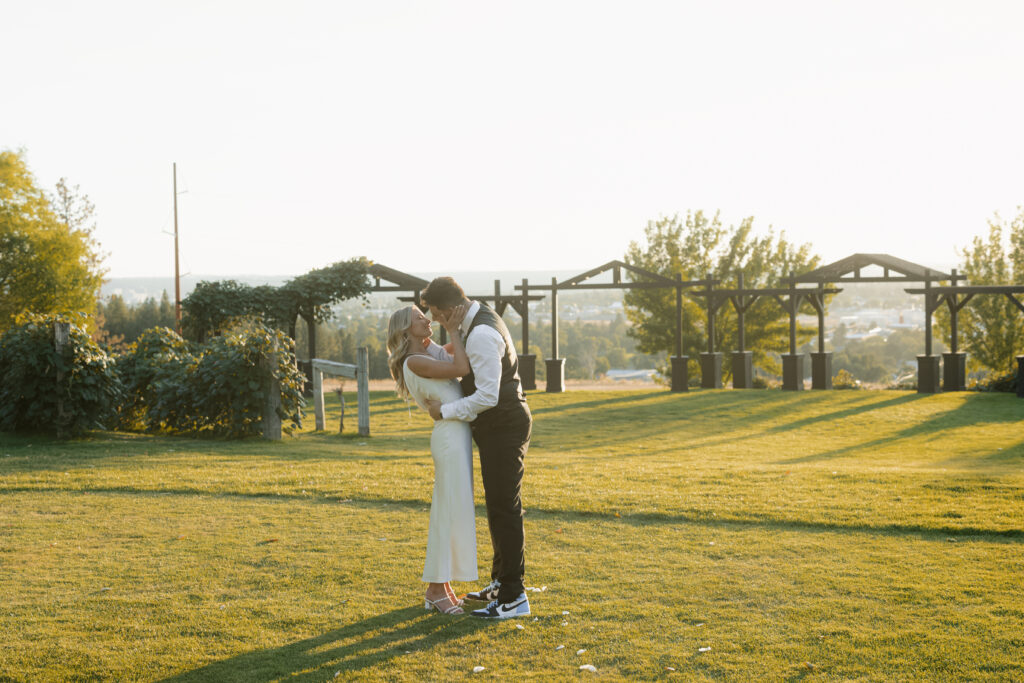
[[439, 304, 468, 333]]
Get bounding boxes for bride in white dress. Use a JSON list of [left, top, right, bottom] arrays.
[[386, 304, 477, 615]]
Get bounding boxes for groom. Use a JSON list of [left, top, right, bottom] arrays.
[[420, 276, 533, 619]]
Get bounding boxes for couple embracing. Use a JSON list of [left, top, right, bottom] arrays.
[[386, 276, 533, 619]]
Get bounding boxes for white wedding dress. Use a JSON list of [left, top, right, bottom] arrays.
[[403, 356, 478, 583]]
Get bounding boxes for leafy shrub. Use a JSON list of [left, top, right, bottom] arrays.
[[751, 374, 780, 389], [0, 313, 122, 435], [832, 368, 861, 390], [968, 371, 1018, 393], [188, 318, 305, 436], [116, 317, 305, 437], [114, 326, 196, 431]]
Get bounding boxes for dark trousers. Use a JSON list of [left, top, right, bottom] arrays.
[[472, 404, 531, 603]]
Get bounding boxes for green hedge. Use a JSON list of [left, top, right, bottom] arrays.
[[0, 314, 305, 438], [115, 318, 305, 437], [0, 313, 122, 435]]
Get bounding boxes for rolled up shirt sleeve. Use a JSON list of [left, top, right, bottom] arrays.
[[440, 326, 504, 422]]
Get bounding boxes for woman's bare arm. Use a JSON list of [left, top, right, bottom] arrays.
[[406, 352, 467, 379], [406, 304, 471, 379]]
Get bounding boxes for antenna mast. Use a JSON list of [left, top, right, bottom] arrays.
[[173, 162, 181, 334]]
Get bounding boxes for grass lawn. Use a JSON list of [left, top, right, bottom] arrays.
[[1, 388, 1022, 681]]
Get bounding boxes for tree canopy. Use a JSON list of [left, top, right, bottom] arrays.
[[180, 258, 371, 359], [623, 211, 819, 379], [0, 150, 106, 332], [937, 207, 1024, 375]]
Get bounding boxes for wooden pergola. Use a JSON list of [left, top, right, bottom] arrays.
[[904, 280, 1024, 392], [366, 262, 430, 301], [364, 256, 1023, 396], [785, 254, 960, 393], [515, 260, 715, 392], [690, 274, 841, 390]]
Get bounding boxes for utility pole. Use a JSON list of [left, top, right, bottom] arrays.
[[173, 162, 181, 335]]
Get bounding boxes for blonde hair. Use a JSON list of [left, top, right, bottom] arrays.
[[386, 306, 417, 399]]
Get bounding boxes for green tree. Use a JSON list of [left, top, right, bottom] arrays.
[[96, 291, 176, 347], [53, 177, 106, 277], [0, 150, 106, 332], [181, 259, 370, 358], [939, 208, 1024, 374], [181, 280, 261, 343], [623, 211, 819, 380], [277, 258, 371, 360]]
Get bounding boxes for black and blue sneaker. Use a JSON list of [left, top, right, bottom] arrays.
[[463, 580, 500, 602], [470, 593, 531, 619]]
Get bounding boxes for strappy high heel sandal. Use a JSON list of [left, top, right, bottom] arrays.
[[424, 595, 464, 615]]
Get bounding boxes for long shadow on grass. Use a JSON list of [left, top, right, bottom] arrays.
[[528, 391, 673, 416], [10, 485, 1021, 544], [656, 393, 927, 457], [530, 390, 878, 454], [158, 605, 489, 682], [777, 393, 1024, 465], [525, 508, 1024, 543], [0, 485, 432, 507]]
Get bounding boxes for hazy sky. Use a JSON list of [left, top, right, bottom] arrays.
[[3, 1, 1023, 279]]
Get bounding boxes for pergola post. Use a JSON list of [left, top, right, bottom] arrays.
[[942, 269, 966, 391], [917, 273, 941, 393], [519, 277, 536, 390], [731, 271, 753, 389], [699, 274, 723, 388], [810, 283, 832, 389], [671, 272, 688, 392], [781, 274, 805, 391], [545, 276, 565, 392], [1017, 356, 1024, 398]]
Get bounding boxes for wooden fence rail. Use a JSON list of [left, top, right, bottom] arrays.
[[311, 348, 370, 436]]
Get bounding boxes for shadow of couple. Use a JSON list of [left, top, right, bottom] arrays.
[[158, 604, 491, 682]]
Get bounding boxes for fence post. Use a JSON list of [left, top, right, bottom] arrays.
[[261, 342, 282, 440], [313, 361, 326, 431], [293, 356, 303, 428], [357, 347, 370, 436], [337, 389, 346, 433], [54, 322, 70, 437]]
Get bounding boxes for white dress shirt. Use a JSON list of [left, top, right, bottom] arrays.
[[424, 300, 506, 423]]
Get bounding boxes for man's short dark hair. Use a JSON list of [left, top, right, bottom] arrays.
[[421, 276, 466, 309]]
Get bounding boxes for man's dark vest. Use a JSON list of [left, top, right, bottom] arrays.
[[461, 304, 526, 424]]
